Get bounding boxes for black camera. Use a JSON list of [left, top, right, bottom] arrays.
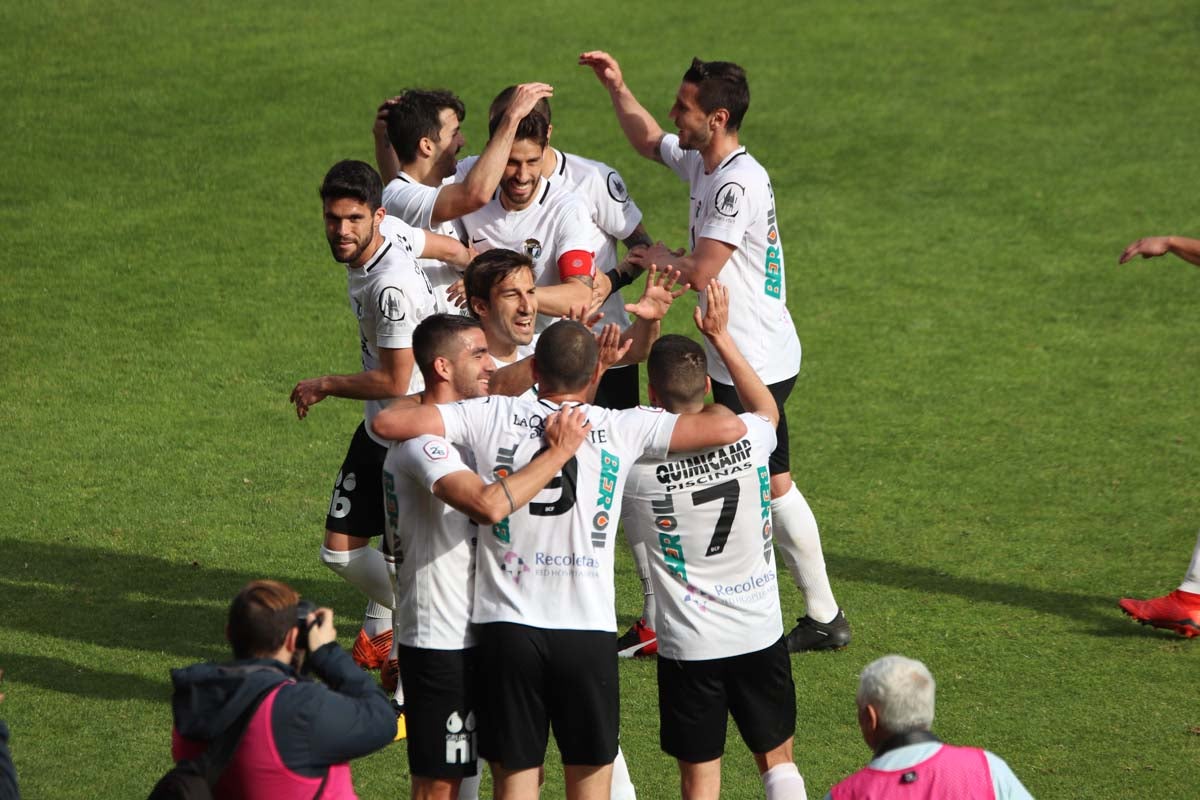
[[295, 599, 323, 651]]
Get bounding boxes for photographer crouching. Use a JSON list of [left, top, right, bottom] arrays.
[[166, 580, 395, 798]]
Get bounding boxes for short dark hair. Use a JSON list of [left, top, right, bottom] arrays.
[[413, 313, 484, 380], [534, 320, 597, 393], [647, 335, 708, 409], [227, 580, 300, 660], [682, 57, 750, 132], [488, 85, 552, 126], [385, 89, 466, 163], [465, 249, 534, 318], [488, 108, 549, 148], [319, 160, 383, 211]]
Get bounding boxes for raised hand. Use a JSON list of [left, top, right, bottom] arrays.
[[693, 280, 730, 340], [578, 51, 625, 92], [625, 263, 689, 321]]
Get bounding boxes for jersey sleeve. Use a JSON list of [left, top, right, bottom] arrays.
[[381, 215, 428, 260], [658, 134, 691, 181], [615, 407, 679, 460], [400, 435, 473, 491], [435, 396, 493, 451], [588, 167, 643, 241], [554, 196, 599, 268], [697, 177, 754, 247], [374, 280, 421, 349], [382, 179, 440, 230], [741, 413, 778, 455]]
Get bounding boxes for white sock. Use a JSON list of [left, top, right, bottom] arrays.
[[387, 628, 405, 705], [762, 762, 807, 800], [362, 599, 392, 636], [633, 542, 657, 624], [320, 545, 395, 609], [771, 485, 839, 624], [457, 767, 482, 800], [610, 747, 637, 800], [1180, 530, 1200, 594]]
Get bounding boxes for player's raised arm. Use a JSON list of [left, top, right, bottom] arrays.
[[628, 238, 735, 292], [420, 230, 473, 270], [430, 406, 591, 525], [694, 281, 778, 427], [373, 96, 403, 182], [579, 51, 665, 164], [430, 82, 554, 225], [291, 346, 415, 420], [371, 400, 444, 442], [1119, 235, 1200, 267], [617, 264, 689, 365]]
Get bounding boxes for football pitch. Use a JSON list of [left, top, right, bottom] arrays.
[[2, 1, 1199, 797]]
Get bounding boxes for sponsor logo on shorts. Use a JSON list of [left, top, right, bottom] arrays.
[[445, 710, 477, 765], [328, 470, 356, 519], [423, 440, 449, 460]]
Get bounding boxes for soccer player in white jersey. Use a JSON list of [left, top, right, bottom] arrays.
[[382, 313, 591, 800], [372, 320, 749, 800], [290, 160, 470, 677], [623, 282, 808, 800], [372, 84, 553, 312], [469, 86, 655, 410], [458, 110, 600, 328], [580, 50, 851, 652]]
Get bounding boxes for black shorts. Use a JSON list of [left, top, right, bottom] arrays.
[[710, 375, 796, 476], [593, 364, 639, 409], [324, 422, 387, 538], [475, 623, 619, 769], [657, 637, 796, 763], [397, 645, 481, 779]]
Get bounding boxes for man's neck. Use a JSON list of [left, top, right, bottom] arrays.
[[422, 383, 461, 406], [541, 147, 558, 179], [349, 233, 385, 269], [702, 132, 741, 173], [485, 333, 518, 363], [401, 158, 439, 188], [537, 389, 588, 405]]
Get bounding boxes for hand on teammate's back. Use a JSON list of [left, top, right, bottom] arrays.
[[542, 406, 592, 457]]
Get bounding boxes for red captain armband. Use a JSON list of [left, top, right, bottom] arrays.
[[557, 249, 595, 280]]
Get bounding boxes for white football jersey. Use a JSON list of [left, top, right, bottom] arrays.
[[351, 216, 437, 445], [622, 413, 782, 660], [437, 396, 678, 631], [459, 178, 597, 333], [383, 434, 478, 649], [659, 135, 802, 384], [381, 173, 468, 315], [546, 148, 642, 332]]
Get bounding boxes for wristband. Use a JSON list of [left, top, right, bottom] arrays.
[[497, 475, 517, 515]]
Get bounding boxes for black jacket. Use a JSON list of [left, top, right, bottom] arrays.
[[0, 720, 18, 800], [170, 643, 394, 778]]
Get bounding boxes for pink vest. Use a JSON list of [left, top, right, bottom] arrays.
[[175, 684, 356, 800], [830, 744, 995, 800]]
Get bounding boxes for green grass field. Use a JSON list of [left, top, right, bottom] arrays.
[[3, 1, 1199, 797]]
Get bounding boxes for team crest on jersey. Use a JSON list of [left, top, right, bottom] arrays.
[[714, 182, 745, 218], [501, 550, 531, 583], [606, 171, 629, 203], [523, 238, 543, 260], [379, 286, 407, 321], [423, 441, 449, 460]]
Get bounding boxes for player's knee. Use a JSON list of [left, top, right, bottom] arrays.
[[320, 539, 368, 572]]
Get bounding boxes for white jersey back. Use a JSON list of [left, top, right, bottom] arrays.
[[383, 434, 478, 649], [659, 135, 802, 384], [352, 216, 437, 445], [622, 413, 782, 659], [459, 178, 597, 333], [381, 173, 468, 315], [438, 396, 678, 631]]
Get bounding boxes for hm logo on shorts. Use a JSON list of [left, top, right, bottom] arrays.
[[329, 471, 356, 519], [445, 710, 477, 765]]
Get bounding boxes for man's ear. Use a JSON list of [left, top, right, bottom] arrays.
[[470, 297, 488, 320], [704, 375, 712, 399], [418, 135, 436, 159], [433, 354, 453, 383], [374, 204, 387, 226], [710, 108, 729, 134], [530, 356, 541, 385], [283, 625, 300, 654], [647, 383, 661, 408]]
